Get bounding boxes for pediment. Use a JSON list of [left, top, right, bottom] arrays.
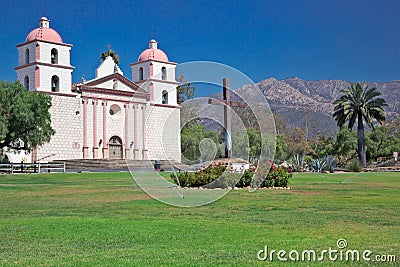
[[84, 73, 148, 95]]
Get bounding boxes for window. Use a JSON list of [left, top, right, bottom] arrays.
[[139, 67, 144, 80], [25, 49, 30, 64], [51, 48, 58, 64], [51, 75, 59, 92], [162, 90, 168, 104], [24, 76, 29, 90], [109, 104, 122, 116], [161, 67, 167, 80]]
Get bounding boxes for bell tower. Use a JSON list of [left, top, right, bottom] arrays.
[[130, 39, 178, 106], [15, 17, 74, 94]]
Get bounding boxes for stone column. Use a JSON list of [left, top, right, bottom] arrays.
[[92, 100, 98, 159], [150, 83, 154, 102], [133, 104, 139, 159], [124, 103, 131, 159], [102, 101, 109, 158], [35, 67, 40, 89], [35, 44, 40, 61], [82, 99, 89, 158], [142, 105, 148, 159]]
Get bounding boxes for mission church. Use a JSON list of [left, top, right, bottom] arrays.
[[14, 17, 181, 162]]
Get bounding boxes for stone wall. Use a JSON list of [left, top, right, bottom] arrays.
[[35, 94, 82, 161], [146, 105, 181, 162]]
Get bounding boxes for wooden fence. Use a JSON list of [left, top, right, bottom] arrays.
[[0, 162, 66, 174]]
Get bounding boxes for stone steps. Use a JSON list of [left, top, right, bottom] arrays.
[[51, 159, 187, 172]]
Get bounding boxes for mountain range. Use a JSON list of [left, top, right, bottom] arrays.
[[236, 77, 400, 137]]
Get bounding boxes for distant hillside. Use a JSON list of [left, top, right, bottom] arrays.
[[236, 77, 400, 137]]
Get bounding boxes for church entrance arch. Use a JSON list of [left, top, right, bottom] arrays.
[[109, 136, 123, 159]]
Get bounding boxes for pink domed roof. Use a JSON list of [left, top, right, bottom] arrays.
[[25, 17, 63, 44], [138, 39, 169, 62], [26, 28, 63, 43]]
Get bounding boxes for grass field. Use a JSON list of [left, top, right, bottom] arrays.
[[0, 171, 398, 266]]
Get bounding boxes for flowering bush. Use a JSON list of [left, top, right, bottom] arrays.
[[260, 165, 291, 188]]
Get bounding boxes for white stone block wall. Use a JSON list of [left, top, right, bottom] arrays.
[[38, 65, 72, 93], [131, 61, 151, 82], [131, 61, 176, 84], [152, 81, 178, 106], [151, 61, 176, 82], [146, 105, 181, 162], [17, 42, 37, 66], [37, 42, 72, 66], [16, 40, 73, 94], [95, 56, 123, 78], [34, 94, 180, 162], [35, 94, 82, 161], [16, 65, 36, 91], [79, 91, 147, 160]]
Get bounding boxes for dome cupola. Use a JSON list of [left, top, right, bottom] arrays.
[[25, 17, 63, 44]]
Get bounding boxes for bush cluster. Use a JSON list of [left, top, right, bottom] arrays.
[[260, 165, 291, 188], [171, 164, 226, 188], [346, 158, 362, 172], [171, 163, 291, 188]]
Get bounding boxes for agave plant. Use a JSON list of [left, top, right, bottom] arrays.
[[311, 158, 327, 173], [289, 154, 308, 172], [325, 156, 337, 173]]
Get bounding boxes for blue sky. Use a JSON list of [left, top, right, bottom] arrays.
[[1, 0, 399, 86]]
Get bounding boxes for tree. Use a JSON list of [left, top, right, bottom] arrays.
[[180, 123, 220, 163], [284, 127, 313, 157], [176, 75, 195, 105], [275, 134, 288, 163], [0, 81, 55, 152], [311, 135, 335, 159], [333, 83, 387, 166], [100, 45, 120, 65], [333, 127, 357, 166], [366, 126, 400, 162], [386, 116, 400, 139]]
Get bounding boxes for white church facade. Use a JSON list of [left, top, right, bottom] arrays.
[[14, 17, 181, 162]]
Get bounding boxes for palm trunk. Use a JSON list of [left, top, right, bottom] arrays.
[[357, 111, 367, 167]]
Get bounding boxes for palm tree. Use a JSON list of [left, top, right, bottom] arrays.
[[333, 83, 387, 166], [100, 44, 120, 65]]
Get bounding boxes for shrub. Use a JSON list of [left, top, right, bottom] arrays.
[[346, 159, 362, 172], [171, 164, 226, 187], [304, 155, 313, 164], [236, 169, 253, 187], [171, 162, 292, 188], [260, 166, 291, 187]]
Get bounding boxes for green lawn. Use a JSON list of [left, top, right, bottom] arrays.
[[0, 171, 398, 266]]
